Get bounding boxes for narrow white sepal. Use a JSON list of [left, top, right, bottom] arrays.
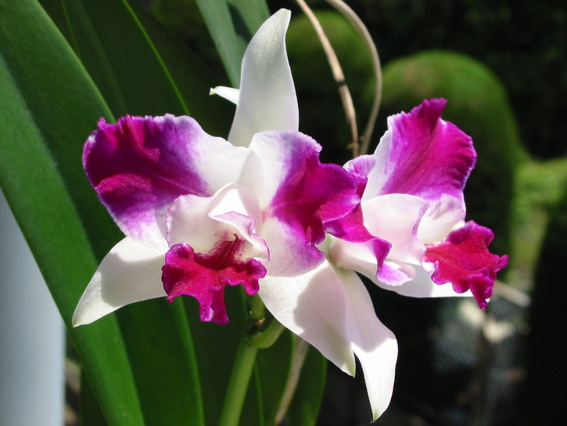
[[228, 9, 299, 147], [210, 86, 240, 105], [338, 269, 398, 420], [72, 237, 167, 326]]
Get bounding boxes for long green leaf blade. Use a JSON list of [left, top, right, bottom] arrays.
[[35, 1, 217, 424], [0, 1, 144, 423], [286, 346, 327, 426]]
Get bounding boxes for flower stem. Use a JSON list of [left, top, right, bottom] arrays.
[[247, 318, 285, 349], [326, 0, 383, 155], [295, 0, 360, 157], [218, 338, 258, 426]]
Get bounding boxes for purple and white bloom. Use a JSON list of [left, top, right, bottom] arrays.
[[73, 9, 397, 420], [72, 10, 360, 325], [328, 99, 508, 308]]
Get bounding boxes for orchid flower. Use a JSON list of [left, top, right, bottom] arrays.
[[73, 9, 397, 419], [73, 10, 360, 326], [328, 99, 508, 309]]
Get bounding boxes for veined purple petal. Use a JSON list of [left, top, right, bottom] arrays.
[[364, 99, 476, 205], [324, 170, 376, 243], [250, 131, 360, 275], [84, 115, 257, 247], [162, 240, 266, 324], [423, 221, 508, 309]]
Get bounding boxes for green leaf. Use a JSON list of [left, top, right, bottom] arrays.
[[194, 0, 270, 86], [286, 346, 327, 426], [183, 289, 250, 426], [255, 330, 294, 426], [41, 0, 234, 137], [0, 1, 144, 424], [1, 1, 210, 425], [116, 300, 205, 426], [80, 371, 108, 426]]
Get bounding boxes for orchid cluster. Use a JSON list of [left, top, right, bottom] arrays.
[[73, 9, 507, 421]]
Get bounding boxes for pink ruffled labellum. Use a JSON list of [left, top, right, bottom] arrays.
[[424, 221, 509, 309], [162, 240, 265, 324]]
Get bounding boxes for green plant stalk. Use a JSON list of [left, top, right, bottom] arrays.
[[248, 319, 285, 349], [218, 339, 259, 426]]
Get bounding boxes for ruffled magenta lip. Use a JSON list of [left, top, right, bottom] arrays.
[[162, 240, 265, 324], [424, 221, 509, 309]]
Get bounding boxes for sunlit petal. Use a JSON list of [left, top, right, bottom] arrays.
[[339, 268, 398, 420], [72, 237, 166, 326], [362, 193, 428, 264], [363, 99, 476, 205], [259, 261, 356, 375], [210, 86, 239, 104], [228, 9, 298, 146]]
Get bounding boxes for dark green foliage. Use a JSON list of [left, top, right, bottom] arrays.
[[286, 10, 374, 165], [273, 0, 566, 159], [527, 188, 567, 425]]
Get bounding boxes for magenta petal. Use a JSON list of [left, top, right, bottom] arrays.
[[324, 169, 375, 243], [84, 115, 221, 246], [325, 204, 376, 242], [162, 240, 266, 324], [255, 131, 360, 247], [423, 221, 508, 309], [371, 99, 476, 204]]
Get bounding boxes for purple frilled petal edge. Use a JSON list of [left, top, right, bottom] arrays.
[[424, 221, 509, 309], [162, 240, 265, 324], [365, 98, 476, 206]]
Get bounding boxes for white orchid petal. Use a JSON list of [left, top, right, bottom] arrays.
[[72, 238, 167, 326], [339, 269, 398, 420], [362, 194, 428, 264], [386, 266, 473, 298], [330, 238, 380, 280], [259, 261, 356, 375], [166, 194, 218, 250], [228, 9, 298, 146], [417, 194, 465, 244], [376, 260, 417, 286], [166, 185, 268, 260], [210, 86, 240, 105]]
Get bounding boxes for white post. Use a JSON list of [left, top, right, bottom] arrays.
[[0, 189, 65, 426]]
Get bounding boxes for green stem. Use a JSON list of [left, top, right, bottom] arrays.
[[247, 319, 285, 349], [218, 338, 258, 426]]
